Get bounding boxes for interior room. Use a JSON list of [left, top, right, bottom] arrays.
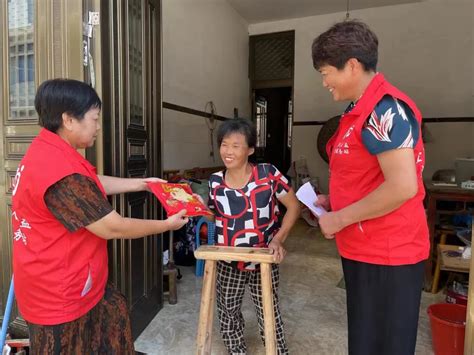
[[135, 0, 474, 354]]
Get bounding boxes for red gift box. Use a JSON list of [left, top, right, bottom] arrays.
[[147, 182, 213, 217]]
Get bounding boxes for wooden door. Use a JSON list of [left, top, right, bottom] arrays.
[[100, 0, 163, 338]]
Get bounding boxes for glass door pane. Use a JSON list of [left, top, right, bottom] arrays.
[[8, 0, 36, 120]]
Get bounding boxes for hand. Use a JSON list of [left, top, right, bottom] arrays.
[[314, 194, 331, 211], [166, 209, 189, 230], [318, 211, 345, 239], [268, 238, 287, 263], [143, 177, 166, 192]]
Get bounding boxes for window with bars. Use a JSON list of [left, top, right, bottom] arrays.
[[287, 100, 293, 148], [255, 97, 267, 148], [250, 32, 294, 82]]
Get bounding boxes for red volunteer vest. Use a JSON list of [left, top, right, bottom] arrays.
[[12, 129, 108, 325], [327, 73, 429, 265]]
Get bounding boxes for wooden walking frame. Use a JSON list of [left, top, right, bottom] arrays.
[[194, 246, 279, 355]]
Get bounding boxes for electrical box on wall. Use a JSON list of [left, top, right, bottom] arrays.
[[89, 11, 100, 25]]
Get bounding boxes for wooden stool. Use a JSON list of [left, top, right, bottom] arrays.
[[163, 230, 178, 304], [163, 266, 178, 304], [194, 246, 279, 355], [431, 228, 457, 293]]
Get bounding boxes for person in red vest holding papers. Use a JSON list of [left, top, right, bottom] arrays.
[[311, 21, 429, 355], [11, 79, 188, 354]]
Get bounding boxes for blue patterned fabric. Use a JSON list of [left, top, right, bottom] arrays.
[[345, 95, 420, 155]]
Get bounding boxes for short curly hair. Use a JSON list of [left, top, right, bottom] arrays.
[[217, 118, 256, 149], [311, 20, 378, 72]]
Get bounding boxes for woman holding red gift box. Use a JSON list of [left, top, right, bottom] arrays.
[[11, 79, 188, 354]]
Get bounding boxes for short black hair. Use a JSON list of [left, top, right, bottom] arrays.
[[35, 78, 101, 133], [217, 118, 256, 148], [311, 20, 378, 72]]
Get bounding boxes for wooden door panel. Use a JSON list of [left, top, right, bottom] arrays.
[[101, 0, 162, 338]]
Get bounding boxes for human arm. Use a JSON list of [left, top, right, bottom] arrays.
[[85, 209, 188, 240], [97, 175, 165, 195], [268, 189, 301, 262], [44, 174, 188, 239], [318, 148, 418, 238]]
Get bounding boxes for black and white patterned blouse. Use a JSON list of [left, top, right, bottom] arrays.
[[208, 163, 290, 271]]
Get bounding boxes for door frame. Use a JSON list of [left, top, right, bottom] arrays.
[[249, 30, 295, 175], [253, 86, 292, 173]]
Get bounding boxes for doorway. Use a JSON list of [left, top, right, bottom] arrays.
[[254, 87, 292, 174], [249, 30, 294, 176]]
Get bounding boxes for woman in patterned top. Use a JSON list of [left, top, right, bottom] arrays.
[[206, 118, 300, 355], [12, 79, 189, 354]]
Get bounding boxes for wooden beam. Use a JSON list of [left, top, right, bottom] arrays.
[[293, 121, 326, 126], [196, 260, 217, 355], [162, 101, 230, 122], [194, 246, 279, 264], [261, 263, 277, 355]]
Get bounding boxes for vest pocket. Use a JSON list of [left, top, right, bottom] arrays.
[[350, 221, 370, 239], [80, 264, 93, 297], [339, 221, 370, 242], [362, 212, 410, 243]]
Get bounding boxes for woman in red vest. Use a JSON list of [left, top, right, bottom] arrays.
[[311, 21, 429, 355], [12, 79, 189, 354]]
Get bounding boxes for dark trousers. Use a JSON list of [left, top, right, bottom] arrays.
[[341, 257, 425, 355]]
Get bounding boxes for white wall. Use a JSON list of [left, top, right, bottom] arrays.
[[162, 0, 250, 171], [250, 0, 474, 192]]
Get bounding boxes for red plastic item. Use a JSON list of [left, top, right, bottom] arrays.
[[147, 182, 213, 217], [446, 288, 468, 306], [427, 303, 466, 355], [199, 223, 208, 239]]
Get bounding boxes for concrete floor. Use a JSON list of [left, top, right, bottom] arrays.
[[135, 220, 442, 354]]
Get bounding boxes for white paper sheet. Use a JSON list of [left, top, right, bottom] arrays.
[[296, 182, 327, 217]]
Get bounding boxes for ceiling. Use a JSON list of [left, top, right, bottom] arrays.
[[227, 0, 424, 24]]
